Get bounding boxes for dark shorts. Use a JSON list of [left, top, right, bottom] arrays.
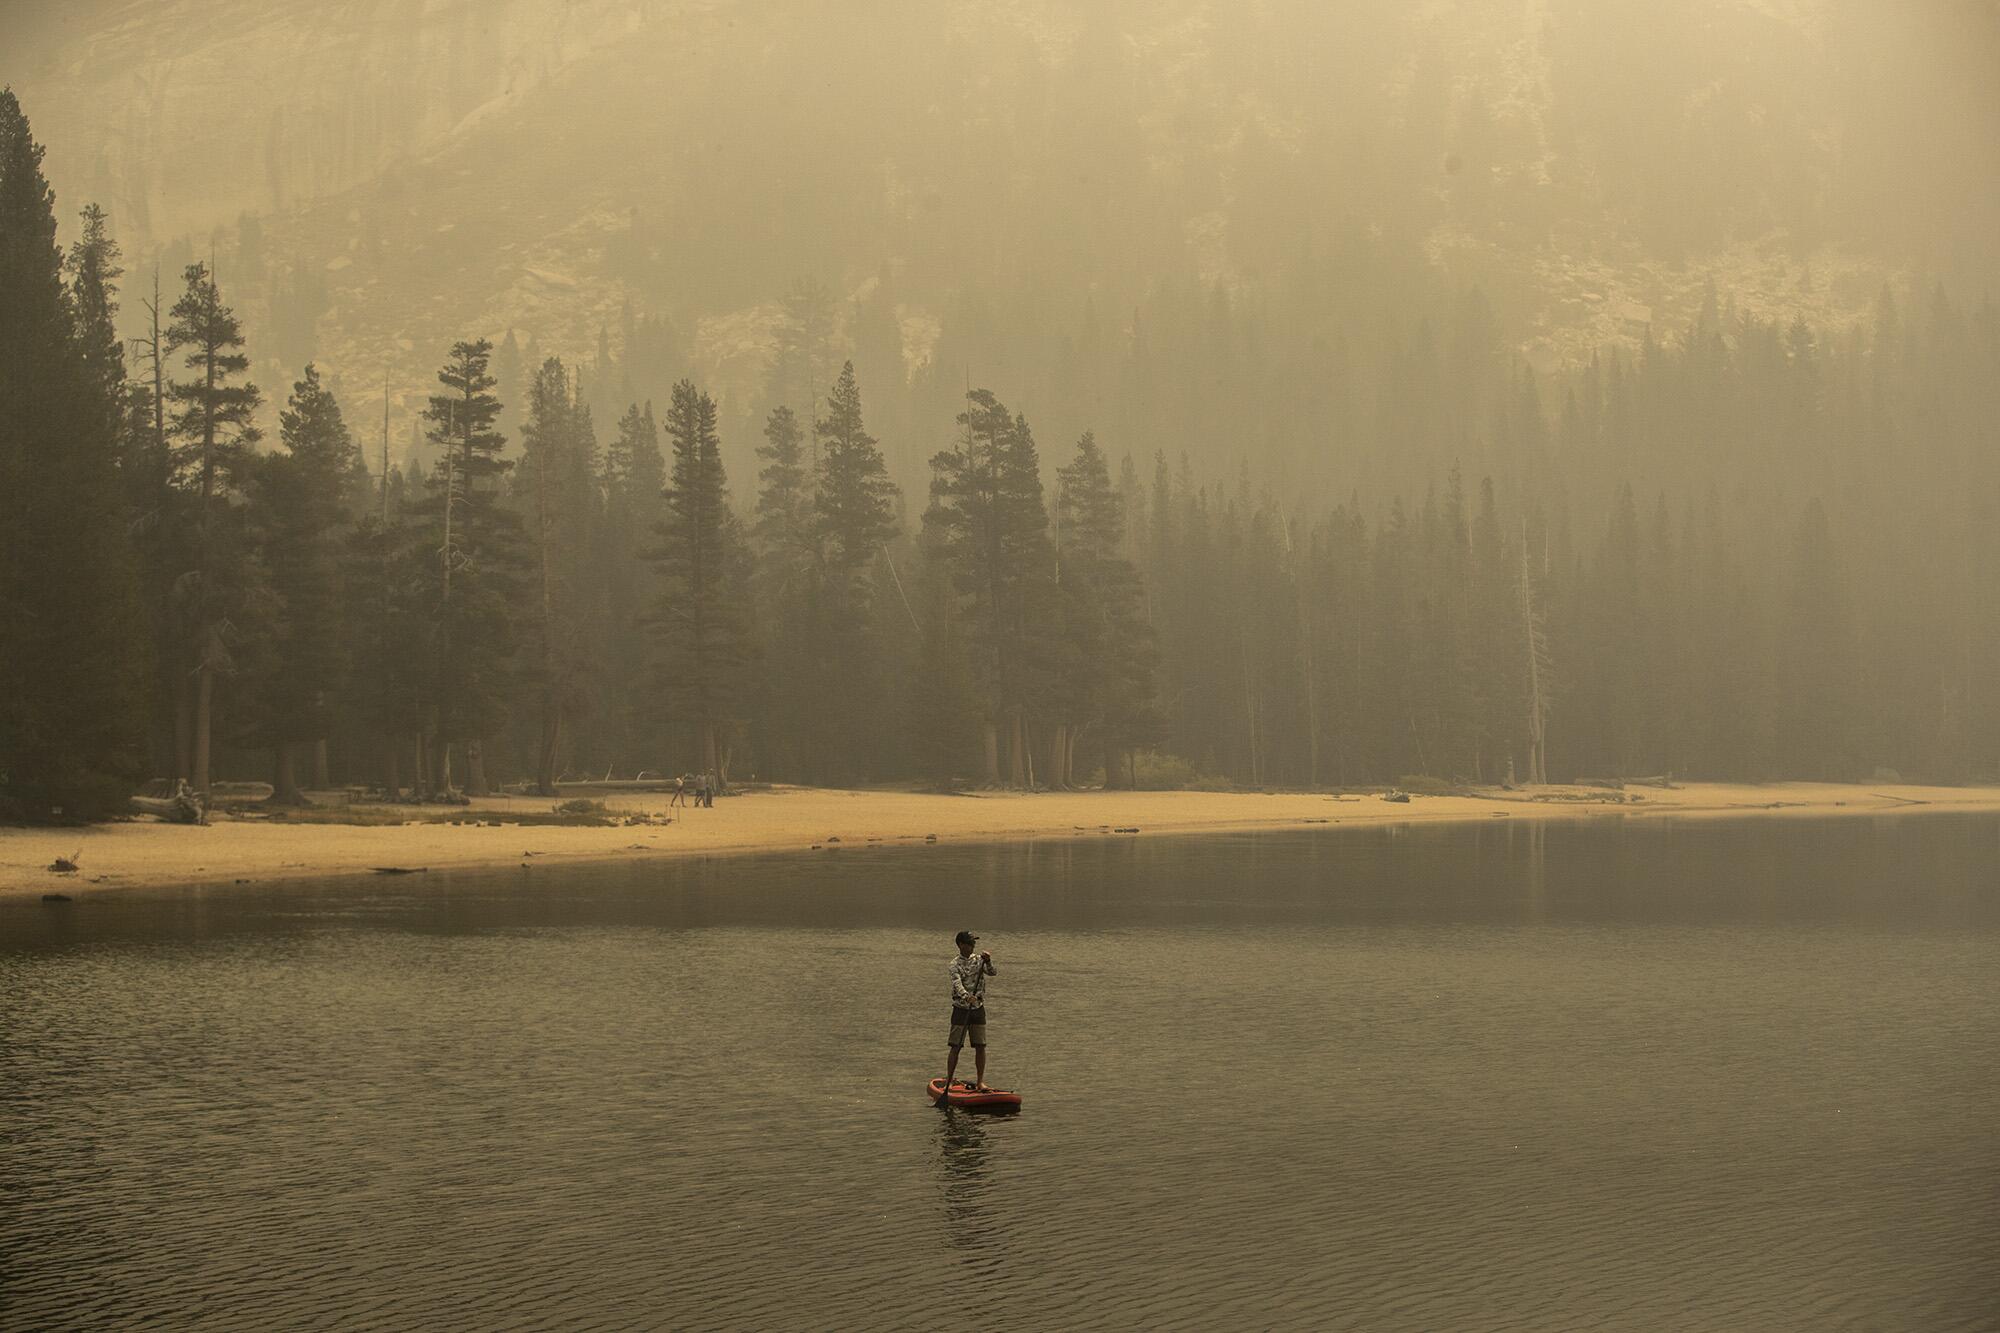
[[948, 1006, 987, 1048]]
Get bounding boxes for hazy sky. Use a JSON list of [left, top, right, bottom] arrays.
[[6, 0, 1996, 468]]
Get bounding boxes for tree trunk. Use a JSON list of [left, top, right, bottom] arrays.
[[980, 721, 1000, 787], [383, 735, 401, 802], [174, 671, 193, 781], [1008, 712, 1028, 788], [700, 721, 719, 783], [192, 662, 214, 796], [272, 743, 305, 806], [1046, 724, 1069, 791], [412, 731, 430, 800], [536, 711, 560, 796], [465, 740, 490, 798], [312, 738, 330, 790]]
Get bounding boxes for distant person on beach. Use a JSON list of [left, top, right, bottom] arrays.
[[944, 930, 997, 1092], [670, 775, 686, 808], [695, 772, 710, 808]]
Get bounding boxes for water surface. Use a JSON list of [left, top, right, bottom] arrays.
[[4, 815, 1995, 1329]]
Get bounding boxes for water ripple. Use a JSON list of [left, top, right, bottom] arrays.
[[4, 820, 1997, 1329]]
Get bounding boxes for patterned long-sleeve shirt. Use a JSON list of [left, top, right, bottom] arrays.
[[948, 953, 996, 1009]]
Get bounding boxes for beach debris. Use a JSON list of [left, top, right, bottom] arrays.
[[41, 893, 73, 903], [209, 780, 274, 808], [825, 836, 842, 844], [925, 834, 938, 843], [811, 843, 823, 850], [1381, 791, 1410, 803], [1113, 826, 1140, 833], [131, 778, 206, 824], [48, 851, 81, 874], [369, 866, 427, 875]]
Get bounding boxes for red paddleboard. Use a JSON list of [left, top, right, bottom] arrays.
[[927, 1078, 1022, 1110]]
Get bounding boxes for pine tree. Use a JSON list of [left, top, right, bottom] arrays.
[[0, 91, 144, 819], [413, 338, 519, 797], [601, 401, 666, 772], [516, 356, 602, 793], [907, 506, 981, 787], [756, 405, 814, 564], [752, 404, 821, 779], [925, 390, 1056, 785], [164, 260, 263, 794], [254, 364, 363, 802], [815, 362, 898, 573], [1052, 431, 1162, 787], [813, 361, 901, 778], [654, 379, 752, 783], [68, 204, 125, 448]]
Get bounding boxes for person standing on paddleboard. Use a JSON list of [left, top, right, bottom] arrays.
[[945, 930, 997, 1092]]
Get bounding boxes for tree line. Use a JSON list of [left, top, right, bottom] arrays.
[[4, 90, 1997, 820]]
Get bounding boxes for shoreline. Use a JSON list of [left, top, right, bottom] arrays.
[[4, 781, 1996, 899]]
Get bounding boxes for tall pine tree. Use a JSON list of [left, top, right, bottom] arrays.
[[413, 338, 519, 797], [751, 403, 820, 778], [654, 379, 753, 783], [516, 356, 603, 793], [1052, 431, 1161, 787], [601, 400, 666, 772], [254, 364, 363, 803], [0, 91, 144, 819], [164, 261, 263, 794], [813, 361, 900, 778], [925, 390, 1056, 785]]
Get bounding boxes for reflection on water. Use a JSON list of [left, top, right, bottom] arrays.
[[934, 1109, 995, 1262], [2, 814, 1997, 1329]]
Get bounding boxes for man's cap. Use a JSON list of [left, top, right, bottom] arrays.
[[955, 930, 979, 947]]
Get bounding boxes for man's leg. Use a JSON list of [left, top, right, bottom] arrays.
[[945, 1043, 961, 1089], [973, 1039, 988, 1091]]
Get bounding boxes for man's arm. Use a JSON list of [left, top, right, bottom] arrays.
[[981, 951, 996, 976], [950, 960, 972, 1004]]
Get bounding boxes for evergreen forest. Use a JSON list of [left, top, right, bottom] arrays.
[[3, 86, 1999, 821]]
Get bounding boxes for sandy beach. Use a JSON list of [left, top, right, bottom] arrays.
[[4, 780, 1995, 899]]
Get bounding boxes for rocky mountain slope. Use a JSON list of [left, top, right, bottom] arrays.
[[11, 0, 1996, 460]]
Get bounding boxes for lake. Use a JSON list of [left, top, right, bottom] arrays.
[[3, 814, 1995, 1329]]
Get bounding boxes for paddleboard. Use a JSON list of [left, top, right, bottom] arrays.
[[927, 1078, 1022, 1110]]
